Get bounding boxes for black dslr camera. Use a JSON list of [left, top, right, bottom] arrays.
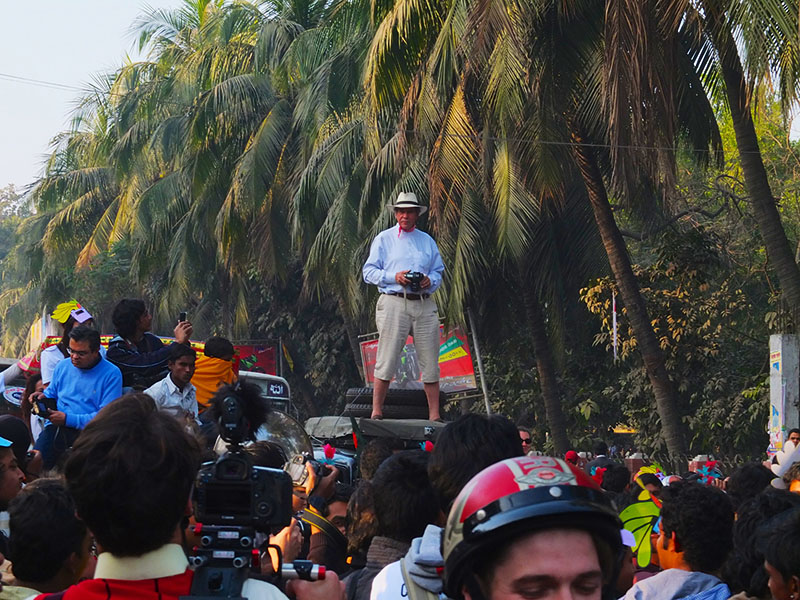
[[405, 271, 424, 292], [187, 385, 294, 598], [193, 391, 292, 532], [33, 396, 57, 417]]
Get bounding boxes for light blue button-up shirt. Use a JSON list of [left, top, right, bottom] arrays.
[[363, 225, 444, 294]]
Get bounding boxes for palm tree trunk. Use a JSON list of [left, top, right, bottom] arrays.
[[336, 296, 366, 381], [282, 339, 321, 417], [703, 1, 800, 315], [521, 282, 570, 454], [572, 133, 687, 456]]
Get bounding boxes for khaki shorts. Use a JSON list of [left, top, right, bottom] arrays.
[[374, 294, 440, 383]]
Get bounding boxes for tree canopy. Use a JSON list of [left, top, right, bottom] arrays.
[[3, 0, 800, 457]]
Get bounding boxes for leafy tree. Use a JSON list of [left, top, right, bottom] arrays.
[[582, 225, 769, 455]]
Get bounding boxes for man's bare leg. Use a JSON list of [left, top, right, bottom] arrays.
[[424, 381, 441, 421], [372, 378, 390, 419]]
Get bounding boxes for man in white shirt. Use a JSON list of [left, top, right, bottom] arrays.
[[362, 192, 445, 421], [144, 344, 199, 427]]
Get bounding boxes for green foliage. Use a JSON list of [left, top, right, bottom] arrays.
[[1, 0, 799, 457], [249, 263, 361, 417], [581, 226, 769, 454], [68, 241, 134, 334]]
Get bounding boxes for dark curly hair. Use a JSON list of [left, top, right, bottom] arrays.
[[428, 413, 522, 513], [601, 463, 631, 493], [723, 488, 800, 596], [204, 336, 235, 359], [726, 462, 775, 512], [347, 480, 377, 559], [760, 506, 800, 585], [372, 450, 438, 544], [8, 478, 88, 583], [111, 298, 147, 339], [246, 440, 287, 468], [359, 438, 402, 480], [659, 480, 734, 573], [64, 393, 201, 557]]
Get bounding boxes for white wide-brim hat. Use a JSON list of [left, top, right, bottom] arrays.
[[390, 191, 427, 215]]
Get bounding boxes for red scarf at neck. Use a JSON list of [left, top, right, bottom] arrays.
[[398, 224, 415, 236]]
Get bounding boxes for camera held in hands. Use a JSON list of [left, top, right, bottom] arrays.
[[193, 385, 292, 533], [405, 271, 424, 292], [33, 396, 57, 417]]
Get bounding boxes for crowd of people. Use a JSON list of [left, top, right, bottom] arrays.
[[0, 393, 795, 600], [14, 298, 236, 471], [0, 263, 794, 598]]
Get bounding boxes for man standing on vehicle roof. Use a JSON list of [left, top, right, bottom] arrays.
[[363, 192, 445, 421]]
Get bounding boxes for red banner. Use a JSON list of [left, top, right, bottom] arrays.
[[234, 344, 277, 375], [360, 326, 477, 392]]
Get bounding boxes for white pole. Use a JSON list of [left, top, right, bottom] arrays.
[[612, 291, 618, 362], [467, 307, 492, 415]]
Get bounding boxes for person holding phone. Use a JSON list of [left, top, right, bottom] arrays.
[[106, 298, 193, 390]]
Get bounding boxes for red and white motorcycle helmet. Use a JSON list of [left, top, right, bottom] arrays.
[[442, 455, 624, 599]]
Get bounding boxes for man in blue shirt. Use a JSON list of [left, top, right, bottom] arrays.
[[363, 192, 445, 421], [30, 326, 122, 469]]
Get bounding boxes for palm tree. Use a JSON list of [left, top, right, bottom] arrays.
[[355, 0, 601, 451], [694, 0, 800, 317], [361, 0, 742, 454]]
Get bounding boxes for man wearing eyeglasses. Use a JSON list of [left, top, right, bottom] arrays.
[[29, 326, 122, 469]]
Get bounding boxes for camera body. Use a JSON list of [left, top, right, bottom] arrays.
[[312, 449, 356, 486], [192, 389, 293, 534], [194, 454, 292, 534], [33, 396, 57, 417], [405, 271, 424, 292], [187, 385, 300, 598]]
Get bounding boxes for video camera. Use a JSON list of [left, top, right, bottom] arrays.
[[405, 271, 424, 292], [187, 384, 311, 598], [194, 389, 293, 532]]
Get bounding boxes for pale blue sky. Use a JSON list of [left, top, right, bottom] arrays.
[[3, 3, 799, 192], [1, 1, 183, 190]]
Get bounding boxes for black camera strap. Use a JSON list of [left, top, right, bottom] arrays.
[[300, 508, 348, 557]]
